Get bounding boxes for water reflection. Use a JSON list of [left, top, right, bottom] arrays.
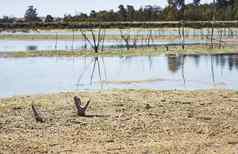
[[76, 57, 107, 87], [26, 45, 38, 51], [1, 29, 238, 36], [0, 53, 238, 97], [167, 55, 184, 73], [167, 54, 238, 73]]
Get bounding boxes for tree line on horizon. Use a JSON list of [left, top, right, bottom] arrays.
[[0, 0, 237, 23]]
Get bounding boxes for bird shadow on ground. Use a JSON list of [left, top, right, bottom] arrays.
[[83, 114, 110, 118], [71, 114, 110, 118]]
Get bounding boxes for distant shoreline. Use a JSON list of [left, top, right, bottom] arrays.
[[2, 21, 238, 30]]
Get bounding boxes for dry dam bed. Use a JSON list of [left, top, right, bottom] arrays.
[[0, 89, 238, 153]]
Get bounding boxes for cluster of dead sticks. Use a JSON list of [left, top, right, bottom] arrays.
[[31, 96, 90, 123]]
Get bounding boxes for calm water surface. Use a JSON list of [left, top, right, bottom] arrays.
[[0, 54, 238, 97], [1, 30, 237, 36]]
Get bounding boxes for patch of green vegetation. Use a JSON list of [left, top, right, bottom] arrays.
[[169, 46, 238, 54], [5, 48, 165, 58], [2, 46, 237, 58]]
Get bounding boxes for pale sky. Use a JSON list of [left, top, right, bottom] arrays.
[[1, 0, 213, 17]]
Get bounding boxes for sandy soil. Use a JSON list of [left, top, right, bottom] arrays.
[[1, 89, 238, 154]]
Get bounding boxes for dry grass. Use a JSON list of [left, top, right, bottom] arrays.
[[0, 89, 238, 153]]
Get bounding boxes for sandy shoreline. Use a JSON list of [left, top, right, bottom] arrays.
[[1, 89, 238, 153]]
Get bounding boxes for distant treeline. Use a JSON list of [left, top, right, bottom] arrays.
[[63, 1, 238, 22], [0, 0, 237, 24]]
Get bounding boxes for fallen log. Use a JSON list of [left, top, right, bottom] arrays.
[[74, 96, 91, 116]]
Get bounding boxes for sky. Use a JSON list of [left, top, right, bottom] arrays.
[[0, 0, 213, 17]]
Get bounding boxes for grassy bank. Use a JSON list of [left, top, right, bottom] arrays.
[[0, 89, 238, 153], [0, 46, 237, 58]]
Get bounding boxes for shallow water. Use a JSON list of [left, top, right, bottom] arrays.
[[0, 54, 238, 97], [1, 29, 237, 36], [0, 40, 207, 52]]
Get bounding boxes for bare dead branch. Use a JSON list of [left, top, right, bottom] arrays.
[[120, 29, 131, 50], [31, 104, 44, 123], [80, 29, 94, 48], [74, 96, 91, 116], [80, 28, 105, 53], [132, 30, 139, 48], [146, 30, 154, 47]]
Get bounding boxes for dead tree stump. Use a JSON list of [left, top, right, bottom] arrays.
[[74, 96, 90, 116], [31, 104, 44, 123]]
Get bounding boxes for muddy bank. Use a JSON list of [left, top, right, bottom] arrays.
[[0, 89, 238, 153]]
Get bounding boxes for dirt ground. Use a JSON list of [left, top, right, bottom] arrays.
[[1, 89, 238, 154]]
